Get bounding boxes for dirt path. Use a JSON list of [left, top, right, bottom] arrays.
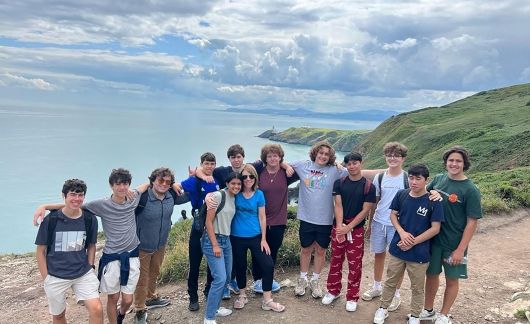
[[1, 209, 529, 324]]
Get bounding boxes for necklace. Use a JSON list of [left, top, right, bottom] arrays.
[[267, 168, 279, 183]]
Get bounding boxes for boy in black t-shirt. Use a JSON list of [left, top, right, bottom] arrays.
[[322, 152, 376, 312], [373, 164, 444, 324], [35, 179, 102, 324]]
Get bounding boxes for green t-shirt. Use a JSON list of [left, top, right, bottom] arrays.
[[427, 173, 482, 251]]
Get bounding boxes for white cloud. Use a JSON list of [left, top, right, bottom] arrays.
[[1, 72, 56, 90], [382, 38, 417, 50]]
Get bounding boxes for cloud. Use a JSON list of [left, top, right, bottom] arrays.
[[1, 72, 56, 90], [382, 38, 417, 50]]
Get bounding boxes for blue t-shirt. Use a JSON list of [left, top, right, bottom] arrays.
[[181, 176, 219, 209], [389, 190, 444, 263], [231, 190, 266, 237]]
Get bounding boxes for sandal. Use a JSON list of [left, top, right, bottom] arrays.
[[234, 296, 248, 309], [262, 298, 285, 312]]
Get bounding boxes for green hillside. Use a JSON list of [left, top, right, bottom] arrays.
[[354, 83, 530, 174]]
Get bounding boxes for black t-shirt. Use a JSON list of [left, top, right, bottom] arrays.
[[35, 210, 98, 279], [332, 177, 376, 228], [213, 166, 234, 189]]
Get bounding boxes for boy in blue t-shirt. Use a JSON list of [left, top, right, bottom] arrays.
[[373, 164, 444, 324]]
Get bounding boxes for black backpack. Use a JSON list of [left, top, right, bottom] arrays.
[[46, 209, 95, 254], [193, 190, 226, 233], [135, 188, 181, 216]]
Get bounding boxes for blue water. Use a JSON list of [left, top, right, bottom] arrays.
[[0, 105, 378, 253]]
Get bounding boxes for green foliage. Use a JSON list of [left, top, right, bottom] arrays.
[[354, 83, 530, 174], [269, 127, 369, 152]]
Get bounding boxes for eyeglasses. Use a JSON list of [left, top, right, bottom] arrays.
[[385, 154, 402, 159], [156, 178, 172, 186], [242, 174, 256, 180]]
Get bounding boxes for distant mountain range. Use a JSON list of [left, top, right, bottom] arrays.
[[226, 107, 399, 121]]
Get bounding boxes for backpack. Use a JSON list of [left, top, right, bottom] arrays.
[[46, 209, 95, 254], [339, 176, 373, 196], [193, 190, 226, 233], [377, 171, 409, 197], [135, 188, 180, 216]]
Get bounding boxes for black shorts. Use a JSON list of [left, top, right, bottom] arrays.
[[299, 220, 332, 249]]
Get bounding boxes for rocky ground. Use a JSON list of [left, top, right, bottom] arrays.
[[1, 209, 529, 324]]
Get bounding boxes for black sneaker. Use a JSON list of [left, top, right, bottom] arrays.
[[117, 311, 125, 324], [188, 300, 199, 311], [134, 310, 147, 324], [145, 297, 171, 310]]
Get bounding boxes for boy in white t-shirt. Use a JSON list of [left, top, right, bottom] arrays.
[[362, 142, 409, 311]]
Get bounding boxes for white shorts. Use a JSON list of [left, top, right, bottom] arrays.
[[99, 257, 140, 295], [44, 270, 100, 315]]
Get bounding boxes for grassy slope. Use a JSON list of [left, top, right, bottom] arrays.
[[354, 83, 530, 173], [269, 127, 369, 152]]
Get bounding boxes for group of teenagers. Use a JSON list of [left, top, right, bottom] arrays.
[[32, 140, 482, 324]]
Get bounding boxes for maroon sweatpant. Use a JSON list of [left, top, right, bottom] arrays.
[[326, 226, 364, 301]]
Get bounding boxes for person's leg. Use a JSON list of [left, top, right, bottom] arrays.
[[106, 293, 120, 324], [187, 228, 203, 304], [424, 244, 444, 311], [326, 227, 346, 297], [440, 278, 459, 315], [134, 250, 152, 311], [231, 236, 249, 291], [52, 310, 67, 324], [405, 261, 429, 318], [345, 227, 364, 302], [268, 225, 286, 267], [249, 236, 274, 292], [379, 255, 405, 309], [313, 224, 332, 274], [364, 221, 386, 300], [202, 235, 228, 320], [119, 293, 134, 317], [84, 298, 104, 324], [147, 246, 166, 300]]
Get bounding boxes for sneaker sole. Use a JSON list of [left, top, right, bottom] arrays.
[[373, 314, 389, 324], [388, 303, 400, 312], [146, 302, 171, 310], [362, 294, 381, 301]]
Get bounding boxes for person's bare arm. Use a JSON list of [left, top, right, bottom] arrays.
[[33, 203, 64, 226], [36, 245, 48, 280], [450, 217, 478, 265], [361, 169, 386, 180], [258, 206, 271, 254], [87, 243, 96, 267], [390, 210, 415, 247], [205, 207, 221, 257], [194, 167, 215, 183], [347, 201, 374, 230]]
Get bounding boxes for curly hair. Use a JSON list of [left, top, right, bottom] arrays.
[[62, 179, 87, 197], [309, 141, 336, 166], [108, 168, 132, 185], [383, 142, 408, 158], [260, 144, 285, 164], [148, 167, 175, 186]]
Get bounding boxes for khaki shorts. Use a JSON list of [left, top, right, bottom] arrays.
[[99, 257, 140, 294], [44, 270, 100, 315]]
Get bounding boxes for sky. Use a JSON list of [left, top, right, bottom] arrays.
[[1, 0, 529, 114]]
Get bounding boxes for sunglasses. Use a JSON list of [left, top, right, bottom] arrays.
[[156, 178, 172, 185], [242, 174, 256, 180]]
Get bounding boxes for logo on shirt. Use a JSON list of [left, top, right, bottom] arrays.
[[54, 231, 87, 252], [303, 170, 327, 189], [416, 206, 429, 217]]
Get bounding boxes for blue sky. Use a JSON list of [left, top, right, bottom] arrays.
[[1, 0, 529, 114]]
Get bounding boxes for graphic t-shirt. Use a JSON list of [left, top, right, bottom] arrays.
[[427, 173, 482, 251], [389, 191, 444, 263], [332, 176, 376, 228], [35, 210, 98, 279], [231, 190, 266, 237], [291, 160, 348, 225]]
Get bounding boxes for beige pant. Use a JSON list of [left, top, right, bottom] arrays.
[[380, 254, 429, 317], [134, 246, 166, 311]]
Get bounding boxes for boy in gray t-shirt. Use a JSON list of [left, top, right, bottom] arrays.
[[290, 141, 348, 299], [34, 168, 153, 324]]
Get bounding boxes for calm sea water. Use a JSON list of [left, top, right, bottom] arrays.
[[0, 105, 379, 253]]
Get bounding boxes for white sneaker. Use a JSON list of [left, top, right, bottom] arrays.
[[418, 308, 437, 320], [203, 320, 217, 324], [373, 307, 389, 324], [362, 287, 382, 301], [388, 295, 401, 311], [309, 278, 323, 298], [215, 307, 232, 317], [407, 316, 420, 324], [345, 300, 357, 312], [321, 292, 339, 305], [435, 314, 452, 324], [294, 277, 308, 296]]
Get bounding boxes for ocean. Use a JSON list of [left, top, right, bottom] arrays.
[[0, 105, 379, 253]]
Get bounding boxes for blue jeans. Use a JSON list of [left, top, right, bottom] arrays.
[[202, 234, 232, 320]]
